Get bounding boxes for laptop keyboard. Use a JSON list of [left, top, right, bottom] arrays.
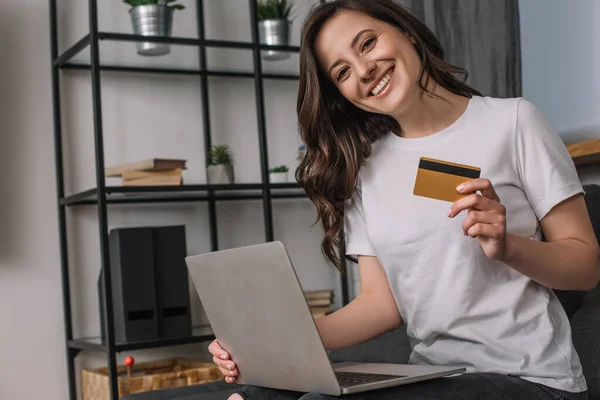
[[335, 371, 406, 387]]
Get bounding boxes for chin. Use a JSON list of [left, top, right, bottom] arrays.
[[366, 93, 408, 116]]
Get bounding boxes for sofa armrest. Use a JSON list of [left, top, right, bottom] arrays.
[[570, 286, 600, 400], [327, 324, 412, 364]]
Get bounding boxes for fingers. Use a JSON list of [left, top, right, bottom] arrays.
[[208, 339, 229, 359], [461, 210, 506, 236], [457, 178, 500, 202], [212, 355, 238, 382], [448, 193, 505, 218], [208, 339, 238, 383], [464, 222, 505, 239]]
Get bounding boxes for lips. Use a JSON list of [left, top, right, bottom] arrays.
[[369, 67, 394, 97]]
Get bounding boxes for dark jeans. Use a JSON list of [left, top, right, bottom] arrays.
[[234, 373, 588, 400]]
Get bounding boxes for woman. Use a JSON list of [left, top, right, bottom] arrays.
[[209, 1, 599, 399]]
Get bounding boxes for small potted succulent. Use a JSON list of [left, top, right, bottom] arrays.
[[269, 165, 289, 183], [257, 0, 294, 61], [123, 0, 185, 56], [206, 145, 235, 184]]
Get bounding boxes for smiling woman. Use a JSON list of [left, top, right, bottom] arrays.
[[207, 1, 599, 399], [297, 0, 480, 270]]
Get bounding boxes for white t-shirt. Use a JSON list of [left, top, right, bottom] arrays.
[[344, 96, 587, 393]]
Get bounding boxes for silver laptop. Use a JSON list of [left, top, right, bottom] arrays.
[[185, 241, 465, 396]]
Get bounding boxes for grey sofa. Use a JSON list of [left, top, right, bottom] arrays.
[[125, 185, 600, 400]]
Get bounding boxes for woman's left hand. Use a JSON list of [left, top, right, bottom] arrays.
[[447, 178, 507, 260]]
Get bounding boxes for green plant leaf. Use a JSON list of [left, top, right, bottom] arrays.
[[257, 0, 294, 21], [269, 164, 289, 173], [208, 145, 234, 165]]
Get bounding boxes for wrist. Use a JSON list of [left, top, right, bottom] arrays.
[[499, 233, 519, 264]]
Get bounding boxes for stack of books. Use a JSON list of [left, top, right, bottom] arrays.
[[304, 289, 334, 318], [104, 158, 187, 186]]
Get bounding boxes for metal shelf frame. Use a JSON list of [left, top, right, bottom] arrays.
[[48, 1, 347, 399]]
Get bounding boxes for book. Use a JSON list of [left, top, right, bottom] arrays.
[[105, 158, 187, 177], [304, 290, 333, 301], [120, 168, 183, 187], [310, 306, 330, 318], [122, 168, 183, 181], [306, 298, 332, 307], [122, 176, 183, 186]]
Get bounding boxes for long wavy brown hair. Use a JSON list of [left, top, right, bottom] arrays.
[[296, 0, 481, 273]]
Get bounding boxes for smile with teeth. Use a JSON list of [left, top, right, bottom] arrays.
[[370, 69, 394, 96]]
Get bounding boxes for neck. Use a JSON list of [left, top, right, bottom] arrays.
[[391, 84, 471, 139]]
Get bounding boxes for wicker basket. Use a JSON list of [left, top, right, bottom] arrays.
[[81, 358, 224, 400]]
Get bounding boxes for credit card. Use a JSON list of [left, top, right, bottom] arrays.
[[413, 157, 481, 203]]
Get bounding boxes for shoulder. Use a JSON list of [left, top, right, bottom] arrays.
[[473, 95, 524, 115], [476, 95, 544, 116], [475, 96, 549, 131]]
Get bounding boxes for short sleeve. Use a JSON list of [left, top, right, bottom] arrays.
[[344, 179, 376, 257], [515, 98, 584, 220]]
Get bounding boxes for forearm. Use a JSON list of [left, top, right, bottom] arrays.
[[314, 292, 402, 350], [502, 233, 600, 291]]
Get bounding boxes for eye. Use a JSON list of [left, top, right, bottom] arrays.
[[361, 37, 376, 51], [336, 66, 349, 81]]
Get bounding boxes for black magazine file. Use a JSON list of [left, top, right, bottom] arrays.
[[99, 225, 192, 343]]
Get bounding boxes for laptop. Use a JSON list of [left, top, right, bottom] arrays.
[[185, 241, 465, 396]]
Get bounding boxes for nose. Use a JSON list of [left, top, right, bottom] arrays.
[[357, 59, 377, 83]]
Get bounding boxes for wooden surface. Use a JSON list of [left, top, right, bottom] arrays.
[[567, 138, 600, 166]]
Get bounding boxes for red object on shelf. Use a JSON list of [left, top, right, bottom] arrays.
[[125, 356, 134, 379]]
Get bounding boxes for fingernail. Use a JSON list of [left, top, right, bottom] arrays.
[[457, 184, 464, 192], [220, 354, 227, 360], [227, 364, 232, 370]]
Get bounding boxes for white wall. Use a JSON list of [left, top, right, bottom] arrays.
[[519, 0, 600, 184], [0, 1, 344, 399]]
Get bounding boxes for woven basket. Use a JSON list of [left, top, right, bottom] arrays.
[[81, 358, 224, 400]]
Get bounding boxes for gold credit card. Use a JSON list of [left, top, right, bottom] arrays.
[[413, 157, 481, 203]]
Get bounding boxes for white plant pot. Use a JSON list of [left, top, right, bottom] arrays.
[[269, 172, 288, 183], [207, 164, 234, 184]]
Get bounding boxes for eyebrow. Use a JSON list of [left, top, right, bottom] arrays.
[[327, 29, 376, 77]]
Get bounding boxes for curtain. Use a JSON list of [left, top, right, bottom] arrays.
[[397, 0, 522, 98]]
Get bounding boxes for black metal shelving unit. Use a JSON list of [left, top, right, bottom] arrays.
[[49, 1, 348, 399]]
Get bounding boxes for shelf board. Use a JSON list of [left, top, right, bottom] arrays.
[[54, 32, 300, 68], [68, 326, 215, 353], [567, 138, 600, 166], [61, 183, 307, 206], [61, 63, 299, 80]]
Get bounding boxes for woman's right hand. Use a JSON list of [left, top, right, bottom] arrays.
[[208, 339, 238, 383]]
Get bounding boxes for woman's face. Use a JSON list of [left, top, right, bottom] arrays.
[[314, 10, 423, 116]]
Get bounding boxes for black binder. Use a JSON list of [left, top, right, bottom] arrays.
[[99, 225, 192, 344]]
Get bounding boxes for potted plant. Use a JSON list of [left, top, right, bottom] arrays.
[[206, 145, 234, 184], [123, 0, 185, 56], [269, 165, 289, 183], [257, 0, 294, 61]]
